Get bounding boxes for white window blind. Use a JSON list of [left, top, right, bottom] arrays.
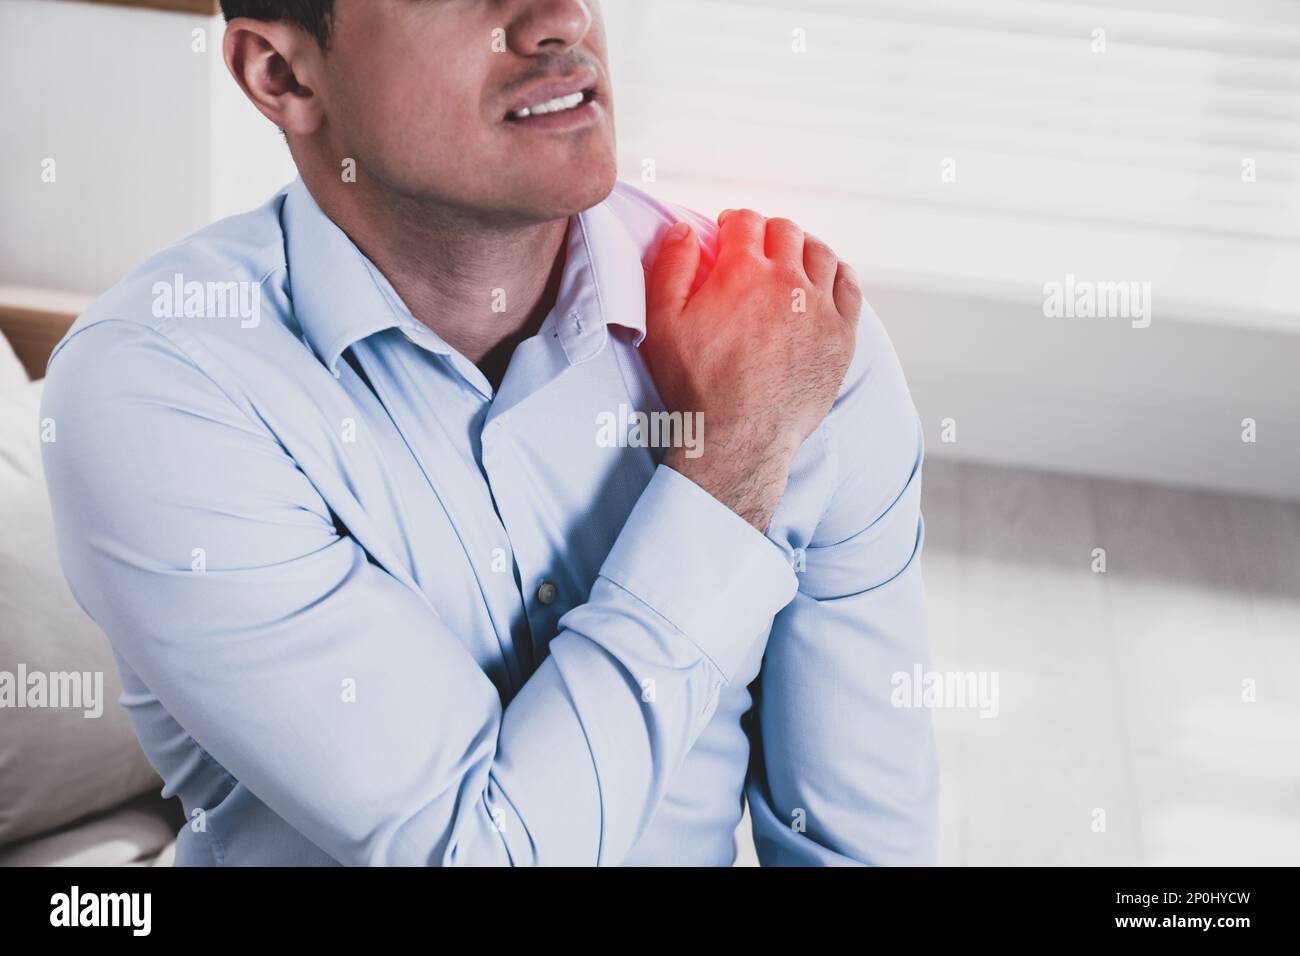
[[605, 0, 1300, 331]]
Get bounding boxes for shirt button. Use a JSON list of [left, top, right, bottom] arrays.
[[536, 581, 558, 606]]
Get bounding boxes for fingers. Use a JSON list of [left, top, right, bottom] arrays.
[[764, 217, 804, 262], [716, 209, 861, 320], [833, 261, 863, 321], [646, 222, 701, 322], [803, 235, 838, 289], [717, 209, 765, 263]]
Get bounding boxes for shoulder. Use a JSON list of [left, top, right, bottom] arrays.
[[817, 298, 924, 543], [47, 188, 294, 382], [43, 188, 308, 429], [602, 180, 721, 265], [41, 190, 299, 449], [603, 182, 922, 537]]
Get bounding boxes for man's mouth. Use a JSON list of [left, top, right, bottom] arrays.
[[505, 88, 596, 121], [502, 69, 601, 127]]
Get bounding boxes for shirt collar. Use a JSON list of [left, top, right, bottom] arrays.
[[550, 195, 647, 363], [282, 177, 647, 378]]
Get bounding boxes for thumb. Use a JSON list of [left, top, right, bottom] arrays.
[[646, 222, 700, 324]]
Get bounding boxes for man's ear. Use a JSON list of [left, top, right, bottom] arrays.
[[223, 18, 325, 136]]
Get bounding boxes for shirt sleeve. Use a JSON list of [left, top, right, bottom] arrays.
[[746, 303, 941, 866], [40, 319, 798, 867]]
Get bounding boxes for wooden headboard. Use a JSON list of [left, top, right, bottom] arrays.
[[0, 288, 95, 381], [73, 1, 221, 14]]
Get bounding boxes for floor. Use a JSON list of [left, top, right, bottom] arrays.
[[734, 458, 1300, 866]]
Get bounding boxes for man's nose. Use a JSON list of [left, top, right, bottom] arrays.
[[508, 0, 593, 55]]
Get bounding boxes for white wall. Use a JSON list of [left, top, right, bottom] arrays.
[[0, 0, 295, 295]]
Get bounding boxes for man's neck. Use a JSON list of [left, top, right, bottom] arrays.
[[302, 173, 570, 390]]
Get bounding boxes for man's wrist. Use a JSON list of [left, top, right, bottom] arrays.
[[662, 440, 793, 533]]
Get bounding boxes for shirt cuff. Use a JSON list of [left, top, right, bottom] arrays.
[[597, 463, 799, 681]]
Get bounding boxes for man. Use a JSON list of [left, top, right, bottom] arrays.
[[41, 0, 937, 866]]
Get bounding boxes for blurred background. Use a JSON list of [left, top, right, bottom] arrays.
[[1, 0, 1297, 866]]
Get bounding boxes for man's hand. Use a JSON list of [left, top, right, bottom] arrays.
[[644, 210, 862, 532]]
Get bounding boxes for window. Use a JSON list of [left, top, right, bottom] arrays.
[[606, 0, 1300, 330]]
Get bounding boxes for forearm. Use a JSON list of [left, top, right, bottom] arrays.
[[479, 463, 800, 864]]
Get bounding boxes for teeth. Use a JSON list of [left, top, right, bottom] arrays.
[[513, 91, 586, 119]]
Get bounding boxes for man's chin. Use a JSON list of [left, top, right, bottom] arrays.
[[540, 183, 618, 222], [569, 167, 620, 213], [502, 158, 619, 222]]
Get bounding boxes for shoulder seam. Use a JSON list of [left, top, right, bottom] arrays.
[[48, 317, 269, 440]]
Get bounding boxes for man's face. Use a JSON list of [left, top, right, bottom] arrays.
[[319, 0, 617, 225]]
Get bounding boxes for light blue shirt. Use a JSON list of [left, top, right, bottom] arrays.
[[41, 178, 938, 866]]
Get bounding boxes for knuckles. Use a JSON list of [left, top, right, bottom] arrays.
[[723, 209, 765, 232], [678, 210, 864, 328], [710, 252, 766, 291]]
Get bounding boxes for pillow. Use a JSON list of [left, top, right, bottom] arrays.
[[0, 326, 26, 391], [0, 793, 181, 867], [0, 374, 163, 846]]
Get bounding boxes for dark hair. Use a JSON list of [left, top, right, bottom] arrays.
[[219, 1, 336, 48]]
